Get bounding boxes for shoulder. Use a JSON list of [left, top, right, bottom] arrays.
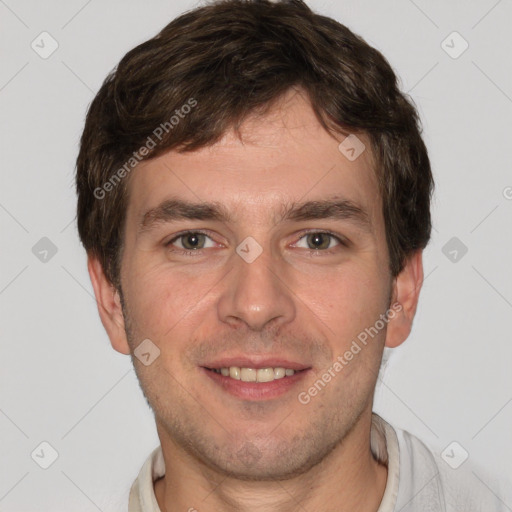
[[377, 415, 512, 512], [129, 445, 165, 512]]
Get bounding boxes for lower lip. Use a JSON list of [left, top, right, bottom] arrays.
[[201, 367, 311, 401]]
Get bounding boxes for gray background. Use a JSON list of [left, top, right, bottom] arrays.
[[1, 0, 511, 510]]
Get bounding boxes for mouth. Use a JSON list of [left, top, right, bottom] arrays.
[[200, 359, 312, 401], [205, 366, 305, 382]]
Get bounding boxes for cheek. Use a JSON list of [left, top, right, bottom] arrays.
[[122, 260, 220, 341], [303, 261, 387, 334]]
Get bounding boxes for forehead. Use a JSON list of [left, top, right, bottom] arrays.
[[125, 90, 382, 231]]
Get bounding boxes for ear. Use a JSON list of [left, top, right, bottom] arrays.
[[87, 254, 131, 355], [385, 249, 424, 349]]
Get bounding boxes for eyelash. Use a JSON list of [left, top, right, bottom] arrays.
[[295, 230, 348, 254], [165, 230, 347, 256], [165, 230, 217, 257]]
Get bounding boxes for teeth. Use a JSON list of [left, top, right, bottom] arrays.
[[256, 368, 274, 382], [212, 366, 297, 382], [274, 367, 286, 379], [241, 368, 257, 382]]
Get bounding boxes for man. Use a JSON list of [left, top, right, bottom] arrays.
[[75, 1, 510, 510]]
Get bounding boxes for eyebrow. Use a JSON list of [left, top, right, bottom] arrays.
[[138, 197, 373, 234]]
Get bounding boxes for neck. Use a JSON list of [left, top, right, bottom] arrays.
[[154, 411, 388, 512]]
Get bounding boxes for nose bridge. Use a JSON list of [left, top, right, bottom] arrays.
[[217, 238, 295, 331]]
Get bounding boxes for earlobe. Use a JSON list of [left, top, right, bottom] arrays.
[[87, 254, 131, 355], [384, 250, 424, 349]]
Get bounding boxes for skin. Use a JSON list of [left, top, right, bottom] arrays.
[[89, 88, 424, 512]]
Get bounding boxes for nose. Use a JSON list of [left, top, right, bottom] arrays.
[[217, 243, 296, 331]]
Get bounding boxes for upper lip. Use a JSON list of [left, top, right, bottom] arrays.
[[202, 356, 311, 371]]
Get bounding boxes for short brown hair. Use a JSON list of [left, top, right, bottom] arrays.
[[76, 0, 434, 288]]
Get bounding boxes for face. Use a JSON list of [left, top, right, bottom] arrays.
[[99, 89, 405, 480]]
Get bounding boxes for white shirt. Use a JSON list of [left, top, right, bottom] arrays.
[[128, 413, 511, 511]]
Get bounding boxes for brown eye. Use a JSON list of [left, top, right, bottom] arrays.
[[305, 232, 333, 250], [168, 232, 213, 251], [180, 233, 206, 250], [291, 230, 348, 253]]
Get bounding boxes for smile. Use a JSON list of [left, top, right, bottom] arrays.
[[207, 366, 299, 382], [202, 366, 311, 401]]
